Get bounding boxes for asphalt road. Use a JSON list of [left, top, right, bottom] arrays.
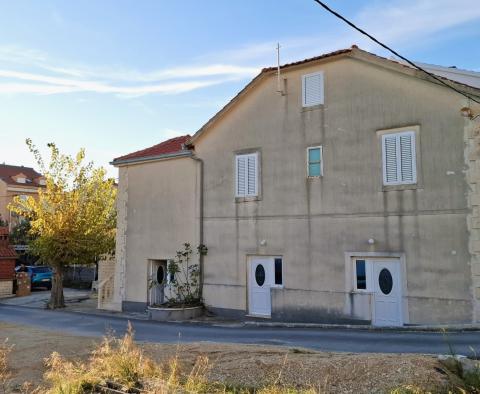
[[0, 304, 479, 355]]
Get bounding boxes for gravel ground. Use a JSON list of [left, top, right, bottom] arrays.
[[0, 322, 451, 393], [143, 342, 450, 393]]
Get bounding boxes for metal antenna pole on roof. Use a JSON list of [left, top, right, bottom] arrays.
[[276, 42, 283, 94]]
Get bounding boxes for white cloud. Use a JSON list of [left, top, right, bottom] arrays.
[[356, 0, 480, 45], [0, 45, 260, 97], [0, 64, 259, 97], [205, 0, 480, 66], [0, 77, 230, 96], [0, 0, 478, 98]]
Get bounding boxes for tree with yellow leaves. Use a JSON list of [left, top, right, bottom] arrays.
[[9, 140, 116, 309]]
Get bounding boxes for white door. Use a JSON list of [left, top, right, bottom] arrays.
[[149, 261, 167, 306], [248, 257, 272, 317], [373, 260, 402, 326]]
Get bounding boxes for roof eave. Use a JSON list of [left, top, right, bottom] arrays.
[[111, 150, 193, 167]]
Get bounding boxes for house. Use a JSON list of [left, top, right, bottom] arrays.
[[0, 164, 45, 230], [107, 46, 480, 326], [0, 227, 17, 297]]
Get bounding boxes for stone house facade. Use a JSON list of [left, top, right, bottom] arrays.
[[107, 46, 480, 326]]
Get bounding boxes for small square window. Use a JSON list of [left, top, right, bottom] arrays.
[[307, 146, 323, 177], [355, 260, 367, 290], [274, 258, 283, 286]]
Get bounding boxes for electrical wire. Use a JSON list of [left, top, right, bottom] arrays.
[[312, 0, 480, 105]]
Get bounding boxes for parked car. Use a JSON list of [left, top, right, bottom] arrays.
[[15, 265, 52, 289]]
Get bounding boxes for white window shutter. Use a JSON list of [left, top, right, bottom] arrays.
[[383, 135, 398, 184], [247, 154, 257, 196], [303, 72, 324, 107], [382, 131, 416, 185], [236, 153, 258, 197], [236, 155, 246, 196], [400, 134, 416, 183]]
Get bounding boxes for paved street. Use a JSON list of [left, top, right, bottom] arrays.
[[0, 288, 90, 308], [0, 304, 479, 355]]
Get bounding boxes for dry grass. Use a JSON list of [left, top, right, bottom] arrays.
[[0, 321, 460, 393], [0, 339, 13, 394], [39, 323, 315, 393]]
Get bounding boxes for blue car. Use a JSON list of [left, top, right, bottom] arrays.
[[15, 265, 53, 289]]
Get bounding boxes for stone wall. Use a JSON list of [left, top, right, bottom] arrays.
[[465, 107, 480, 322], [0, 280, 13, 297], [108, 166, 129, 311], [97, 255, 116, 310]]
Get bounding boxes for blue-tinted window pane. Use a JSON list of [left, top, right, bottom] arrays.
[[274, 258, 282, 285], [308, 163, 321, 177], [308, 148, 321, 163], [356, 260, 366, 290]]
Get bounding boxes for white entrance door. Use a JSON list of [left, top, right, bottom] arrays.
[[373, 260, 402, 326], [248, 257, 272, 317], [149, 261, 167, 306]]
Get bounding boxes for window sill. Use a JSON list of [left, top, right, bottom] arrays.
[[307, 175, 323, 180], [301, 104, 324, 112], [351, 290, 373, 294], [382, 183, 422, 192], [235, 196, 262, 203]]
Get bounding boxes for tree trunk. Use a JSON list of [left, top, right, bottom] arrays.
[[48, 265, 65, 309]]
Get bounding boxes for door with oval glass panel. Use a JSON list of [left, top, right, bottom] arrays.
[[149, 260, 167, 306], [248, 257, 274, 317], [372, 260, 402, 326]]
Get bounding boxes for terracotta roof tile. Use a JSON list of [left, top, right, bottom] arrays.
[[261, 47, 353, 72], [0, 246, 17, 259], [0, 164, 44, 187], [113, 135, 191, 163]]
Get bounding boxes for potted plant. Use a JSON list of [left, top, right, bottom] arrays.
[[148, 243, 207, 321]]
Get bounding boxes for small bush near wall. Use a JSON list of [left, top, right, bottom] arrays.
[[149, 243, 207, 308]]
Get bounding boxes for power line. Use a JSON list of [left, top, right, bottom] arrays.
[[312, 0, 480, 105]]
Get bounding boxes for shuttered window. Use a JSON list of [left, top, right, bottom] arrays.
[[382, 131, 417, 185], [302, 71, 324, 107], [236, 153, 258, 197]]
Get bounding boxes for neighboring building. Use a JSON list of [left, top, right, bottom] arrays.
[[0, 164, 45, 230], [396, 59, 480, 89], [108, 46, 480, 326], [0, 227, 17, 297]]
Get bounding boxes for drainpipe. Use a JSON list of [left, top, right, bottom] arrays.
[[191, 155, 204, 299]]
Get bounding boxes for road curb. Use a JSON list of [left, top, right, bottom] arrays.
[[242, 321, 480, 332]]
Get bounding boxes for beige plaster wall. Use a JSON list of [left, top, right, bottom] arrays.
[[194, 56, 472, 323]]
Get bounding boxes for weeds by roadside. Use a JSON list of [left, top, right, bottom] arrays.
[[389, 330, 480, 394], [39, 322, 315, 393], [0, 340, 12, 394]]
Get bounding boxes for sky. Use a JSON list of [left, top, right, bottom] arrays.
[[0, 0, 479, 178]]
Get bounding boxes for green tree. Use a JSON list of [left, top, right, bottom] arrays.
[[10, 219, 32, 245], [8, 140, 117, 309]]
